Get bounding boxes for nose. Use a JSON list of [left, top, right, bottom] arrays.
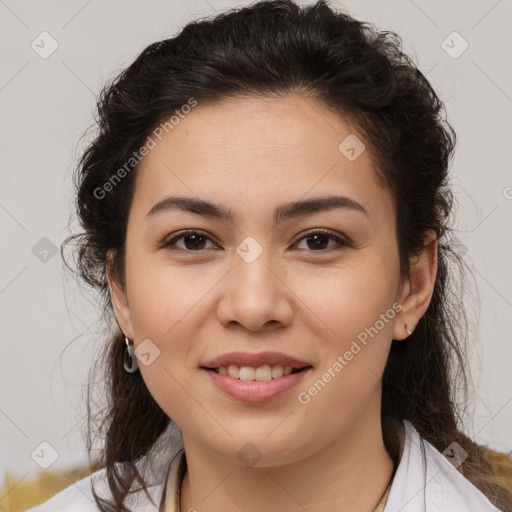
[[216, 246, 293, 332]]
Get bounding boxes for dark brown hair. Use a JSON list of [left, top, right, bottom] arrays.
[[62, 0, 512, 510]]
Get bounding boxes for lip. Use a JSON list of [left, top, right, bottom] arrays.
[[202, 366, 312, 402], [201, 351, 312, 369]]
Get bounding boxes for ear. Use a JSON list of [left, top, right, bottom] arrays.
[[393, 230, 438, 340], [106, 249, 135, 340]]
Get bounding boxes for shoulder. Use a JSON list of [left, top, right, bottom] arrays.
[[24, 466, 166, 512], [24, 469, 108, 512], [385, 420, 503, 512], [25, 428, 184, 511]]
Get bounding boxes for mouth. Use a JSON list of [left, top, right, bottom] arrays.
[[201, 363, 313, 402], [201, 364, 313, 381]]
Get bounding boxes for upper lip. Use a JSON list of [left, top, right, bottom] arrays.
[[201, 351, 312, 369]]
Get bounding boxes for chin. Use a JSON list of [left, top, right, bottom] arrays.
[[203, 431, 311, 468]]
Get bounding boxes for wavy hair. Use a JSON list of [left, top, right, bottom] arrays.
[[62, 0, 512, 510]]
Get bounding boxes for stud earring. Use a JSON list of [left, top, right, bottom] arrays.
[[123, 337, 139, 373], [405, 324, 413, 336]]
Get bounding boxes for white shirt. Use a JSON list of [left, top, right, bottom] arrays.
[[26, 420, 503, 511]]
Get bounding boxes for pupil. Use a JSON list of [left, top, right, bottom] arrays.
[[183, 234, 329, 251], [185, 234, 205, 250], [308, 234, 328, 250]]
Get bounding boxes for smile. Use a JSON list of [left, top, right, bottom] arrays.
[[205, 364, 309, 381], [202, 365, 312, 402]]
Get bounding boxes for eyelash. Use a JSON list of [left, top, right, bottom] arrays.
[[161, 229, 350, 253]]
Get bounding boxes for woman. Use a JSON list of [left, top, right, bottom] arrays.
[[28, 0, 511, 510]]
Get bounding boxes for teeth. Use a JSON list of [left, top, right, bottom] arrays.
[[216, 364, 297, 381], [239, 366, 255, 381]]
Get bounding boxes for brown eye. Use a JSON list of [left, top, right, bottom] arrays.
[[295, 230, 349, 252], [163, 231, 216, 251], [161, 229, 350, 253]]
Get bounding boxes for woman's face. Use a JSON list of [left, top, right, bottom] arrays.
[[109, 93, 414, 466]]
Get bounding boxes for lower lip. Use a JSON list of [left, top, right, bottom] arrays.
[[202, 368, 312, 402]]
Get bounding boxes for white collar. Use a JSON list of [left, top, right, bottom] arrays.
[[26, 419, 502, 511], [163, 420, 502, 512], [383, 420, 502, 511]]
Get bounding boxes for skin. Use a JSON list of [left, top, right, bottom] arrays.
[[107, 93, 438, 512]]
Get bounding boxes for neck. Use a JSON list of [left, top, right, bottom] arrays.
[[179, 391, 396, 512]]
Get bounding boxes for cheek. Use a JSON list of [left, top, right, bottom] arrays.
[[293, 276, 397, 440], [295, 247, 400, 346], [292, 246, 399, 397], [124, 252, 220, 422], [138, 359, 213, 447], [125, 247, 216, 340]]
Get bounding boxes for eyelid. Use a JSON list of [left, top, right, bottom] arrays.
[[161, 228, 352, 252], [161, 229, 218, 249], [294, 228, 350, 245]]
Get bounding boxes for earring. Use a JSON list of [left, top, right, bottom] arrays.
[[123, 337, 139, 373], [405, 324, 413, 336]]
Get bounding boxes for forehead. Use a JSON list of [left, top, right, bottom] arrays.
[[131, 94, 393, 225]]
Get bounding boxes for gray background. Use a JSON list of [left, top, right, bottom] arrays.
[[1, 0, 511, 491]]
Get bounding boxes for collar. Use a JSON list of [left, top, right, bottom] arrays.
[[383, 420, 502, 511], [163, 449, 391, 512], [163, 420, 501, 512]]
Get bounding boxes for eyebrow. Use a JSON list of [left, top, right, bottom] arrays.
[[145, 195, 368, 224]]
